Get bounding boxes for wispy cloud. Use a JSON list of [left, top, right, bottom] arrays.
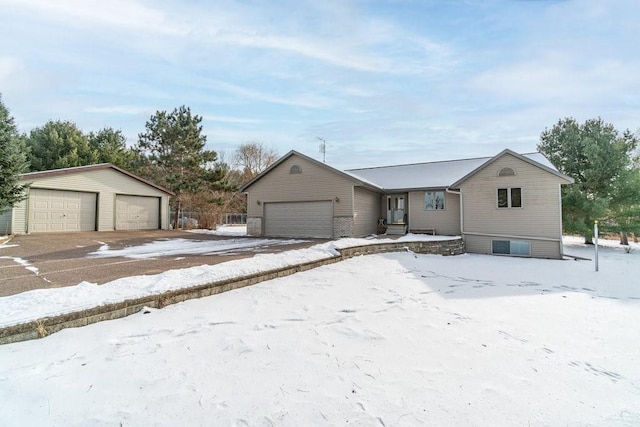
[[6, 0, 187, 35], [1, 0, 638, 168]]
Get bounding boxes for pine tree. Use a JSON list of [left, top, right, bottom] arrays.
[[135, 106, 223, 227], [0, 95, 30, 211]]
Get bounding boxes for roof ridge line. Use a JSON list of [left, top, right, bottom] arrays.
[[345, 155, 491, 172]]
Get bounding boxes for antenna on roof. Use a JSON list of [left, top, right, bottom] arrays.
[[317, 137, 326, 163]]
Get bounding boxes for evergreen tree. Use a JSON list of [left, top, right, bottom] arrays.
[[26, 120, 98, 171], [538, 117, 639, 243], [0, 95, 30, 210], [88, 127, 137, 170], [135, 106, 224, 227]]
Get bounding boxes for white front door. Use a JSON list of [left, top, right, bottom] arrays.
[[387, 195, 405, 224]]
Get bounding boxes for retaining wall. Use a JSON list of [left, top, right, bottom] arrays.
[[0, 238, 464, 345]]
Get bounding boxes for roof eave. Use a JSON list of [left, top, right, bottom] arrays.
[[449, 149, 574, 188], [239, 150, 384, 193], [21, 163, 175, 196]]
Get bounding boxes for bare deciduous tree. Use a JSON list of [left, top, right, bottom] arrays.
[[233, 142, 278, 183]]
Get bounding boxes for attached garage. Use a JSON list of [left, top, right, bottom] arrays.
[[264, 201, 333, 238], [29, 189, 97, 232], [115, 195, 160, 231], [5, 164, 173, 234]]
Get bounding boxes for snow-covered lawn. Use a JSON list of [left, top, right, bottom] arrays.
[[1, 238, 639, 426]]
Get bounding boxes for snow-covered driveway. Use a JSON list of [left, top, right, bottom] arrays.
[[0, 228, 316, 297]]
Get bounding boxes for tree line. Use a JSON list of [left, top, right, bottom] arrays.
[[2, 94, 639, 239], [0, 94, 277, 228]]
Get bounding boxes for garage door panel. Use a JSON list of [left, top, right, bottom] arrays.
[[29, 189, 96, 233], [116, 195, 160, 230], [265, 201, 332, 238]]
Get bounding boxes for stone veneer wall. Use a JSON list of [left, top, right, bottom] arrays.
[[339, 238, 465, 258], [333, 216, 354, 238]]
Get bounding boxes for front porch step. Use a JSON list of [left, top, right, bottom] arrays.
[[386, 223, 407, 235]]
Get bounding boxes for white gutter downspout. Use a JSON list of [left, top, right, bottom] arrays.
[[446, 188, 463, 235]]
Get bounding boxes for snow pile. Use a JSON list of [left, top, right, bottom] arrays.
[[189, 224, 247, 236], [89, 237, 307, 259], [0, 242, 342, 328], [0, 240, 638, 425]]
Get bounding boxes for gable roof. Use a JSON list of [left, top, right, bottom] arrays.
[[21, 163, 175, 195], [449, 149, 573, 188], [239, 150, 383, 192], [241, 149, 573, 194]]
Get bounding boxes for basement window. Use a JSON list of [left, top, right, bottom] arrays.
[[492, 240, 531, 256]]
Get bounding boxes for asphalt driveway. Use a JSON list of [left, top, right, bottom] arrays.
[[0, 230, 324, 297]]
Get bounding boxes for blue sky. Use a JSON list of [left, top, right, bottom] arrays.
[[1, 0, 638, 169]]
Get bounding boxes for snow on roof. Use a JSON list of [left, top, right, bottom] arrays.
[[346, 152, 557, 190]]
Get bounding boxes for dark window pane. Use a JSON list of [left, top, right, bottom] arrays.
[[497, 188, 508, 208], [435, 191, 445, 209], [492, 240, 510, 254], [511, 188, 522, 207]]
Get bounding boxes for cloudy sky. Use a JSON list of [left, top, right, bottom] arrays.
[[1, 0, 638, 169]]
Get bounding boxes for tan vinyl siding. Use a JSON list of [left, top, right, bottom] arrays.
[[246, 154, 356, 219], [21, 169, 169, 231], [353, 187, 380, 236], [460, 154, 564, 240], [464, 235, 562, 259], [408, 191, 461, 235], [10, 199, 27, 234], [458, 153, 566, 259]]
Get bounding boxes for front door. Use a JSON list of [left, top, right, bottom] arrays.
[[387, 195, 405, 224]]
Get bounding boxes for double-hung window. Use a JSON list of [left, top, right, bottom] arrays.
[[497, 187, 522, 208], [425, 191, 445, 210]]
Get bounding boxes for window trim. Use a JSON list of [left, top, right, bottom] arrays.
[[497, 187, 523, 209], [424, 190, 445, 210]]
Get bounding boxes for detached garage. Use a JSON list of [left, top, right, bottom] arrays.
[[0, 164, 173, 234]]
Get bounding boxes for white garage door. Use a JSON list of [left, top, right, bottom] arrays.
[[264, 201, 333, 238], [116, 195, 160, 230], [29, 188, 96, 233]]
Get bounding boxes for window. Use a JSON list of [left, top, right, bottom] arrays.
[[425, 191, 445, 210], [498, 167, 515, 176], [492, 240, 531, 256], [497, 187, 522, 208], [289, 165, 302, 174]]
